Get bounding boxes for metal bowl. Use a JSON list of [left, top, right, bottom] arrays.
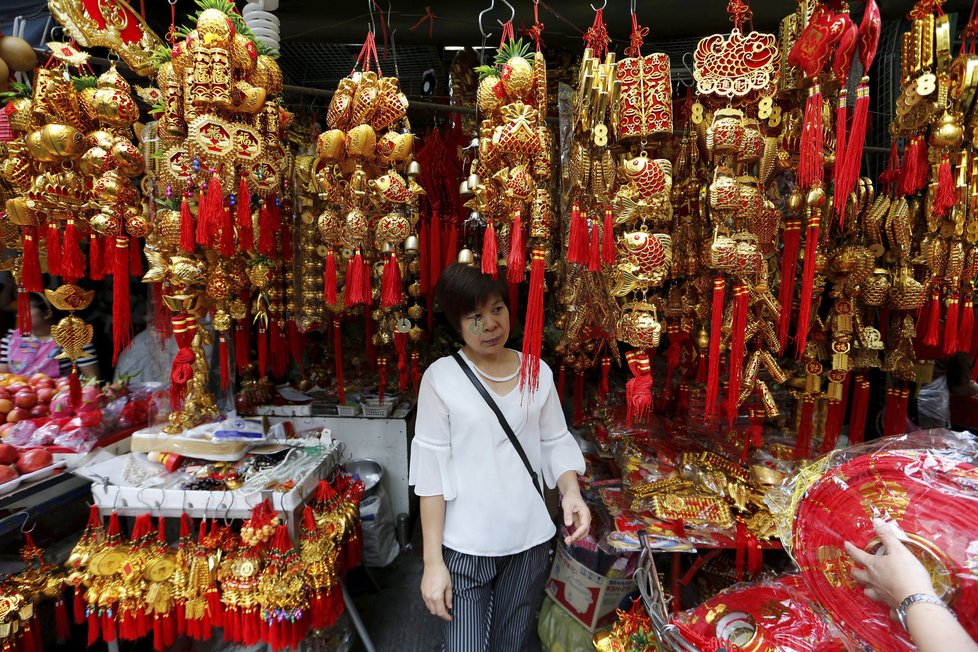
[[345, 459, 384, 496]]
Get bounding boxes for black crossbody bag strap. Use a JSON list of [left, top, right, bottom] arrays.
[[452, 352, 543, 498]]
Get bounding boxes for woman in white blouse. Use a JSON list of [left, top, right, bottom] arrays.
[[409, 263, 590, 651]]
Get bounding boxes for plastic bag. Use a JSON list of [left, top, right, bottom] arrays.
[[671, 573, 857, 651], [917, 375, 950, 428], [359, 485, 399, 567], [5, 420, 38, 447], [28, 419, 68, 447], [53, 425, 97, 453], [777, 429, 978, 651]]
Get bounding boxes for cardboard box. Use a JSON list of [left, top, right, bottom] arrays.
[[545, 544, 635, 631]]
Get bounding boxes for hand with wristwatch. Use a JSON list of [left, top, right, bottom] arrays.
[[844, 518, 977, 652]]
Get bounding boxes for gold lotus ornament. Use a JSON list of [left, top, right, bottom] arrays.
[[51, 315, 93, 361]]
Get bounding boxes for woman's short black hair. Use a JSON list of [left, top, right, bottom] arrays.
[[435, 263, 508, 333]]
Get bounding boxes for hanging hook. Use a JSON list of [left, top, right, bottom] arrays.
[[14, 510, 34, 534], [591, 0, 607, 11], [630, 0, 636, 16], [478, 0, 496, 39], [367, 0, 377, 34], [497, 0, 514, 26], [388, 1, 400, 77]]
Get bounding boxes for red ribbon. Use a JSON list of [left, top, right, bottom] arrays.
[[409, 6, 437, 39], [583, 9, 610, 59]]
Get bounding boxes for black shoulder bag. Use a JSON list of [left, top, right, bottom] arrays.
[[452, 352, 543, 499]]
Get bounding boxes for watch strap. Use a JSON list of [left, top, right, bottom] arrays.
[[897, 593, 952, 630]]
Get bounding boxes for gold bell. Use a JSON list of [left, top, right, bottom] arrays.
[[467, 173, 481, 189], [457, 248, 475, 265], [404, 235, 420, 255], [459, 180, 471, 196], [406, 160, 421, 179]]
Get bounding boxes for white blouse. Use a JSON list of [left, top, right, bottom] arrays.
[[409, 349, 586, 556]]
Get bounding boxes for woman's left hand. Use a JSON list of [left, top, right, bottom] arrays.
[[562, 493, 591, 546]]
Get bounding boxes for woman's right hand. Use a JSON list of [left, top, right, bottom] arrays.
[[421, 560, 453, 622]]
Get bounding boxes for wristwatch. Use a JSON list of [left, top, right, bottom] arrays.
[[896, 593, 954, 631]]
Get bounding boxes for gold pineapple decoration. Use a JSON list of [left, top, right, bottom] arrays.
[[475, 66, 502, 115], [496, 38, 533, 99]]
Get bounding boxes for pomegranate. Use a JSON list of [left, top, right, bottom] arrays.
[[16, 449, 52, 474]]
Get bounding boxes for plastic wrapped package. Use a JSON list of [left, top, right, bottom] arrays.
[[671, 574, 856, 651], [780, 429, 978, 651], [53, 425, 98, 452], [916, 375, 950, 428], [101, 382, 164, 432], [5, 420, 39, 447], [537, 595, 597, 652]]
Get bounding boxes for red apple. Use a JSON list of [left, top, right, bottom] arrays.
[[0, 443, 18, 465], [6, 383, 27, 394], [29, 373, 49, 385], [6, 408, 27, 423], [36, 388, 54, 404], [0, 465, 18, 484], [0, 389, 11, 401], [0, 423, 13, 438], [16, 449, 52, 474], [13, 391, 36, 410], [28, 405, 49, 419]]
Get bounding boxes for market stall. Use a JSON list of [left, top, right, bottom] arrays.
[[0, 0, 976, 649]]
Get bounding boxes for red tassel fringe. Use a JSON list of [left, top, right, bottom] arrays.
[[519, 248, 546, 393], [381, 253, 403, 308], [923, 288, 941, 348], [934, 156, 956, 217], [795, 397, 815, 460], [849, 376, 870, 445], [794, 216, 820, 357], [840, 82, 870, 205], [602, 208, 616, 265], [237, 177, 254, 252], [62, 220, 85, 282], [507, 211, 525, 283], [567, 203, 589, 264], [180, 196, 195, 253], [944, 292, 960, 355], [324, 250, 338, 305], [959, 295, 974, 352], [778, 219, 801, 353], [798, 84, 824, 189], [705, 277, 725, 419], [587, 221, 602, 272], [481, 221, 498, 278], [45, 223, 62, 277]]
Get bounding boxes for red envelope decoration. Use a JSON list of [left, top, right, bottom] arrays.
[[789, 5, 849, 79]]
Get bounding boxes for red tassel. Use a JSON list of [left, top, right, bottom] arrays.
[[602, 208, 615, 265], [257, 326, 268, 378], [587, 221, 601, 272], [430, 211, 442, 287], [840, 82, 870, 203], [103, 609, 117, 643], [832, 89, 848, 220], [333, 320, 346, 404], [481, 221, 498, 278], [45, 223, 62, 277], [153, 614, 164, 652], [726, 284, 749, 425], [55, 599, 70, 642], [794, 215, 820, 356], [235, 318, 249, 373], [798, 84, 824, 189], [821, 398, 843, 454], [236, 177, 254, 252], [219, 334, 230, 391], [567, 203, 589, 264], [795, 397, 815, 460], [881, 141, 901, 195], [16, 289, 30, 334], [258, 202, 276, 256], [598, 356, 610, 403], [944, 292, 960, 355], [87, 609, 101, 646], [112, 237, 132, 365], [74, 587, 85, 624], [69, 365, 81, 409], [959, 295, 974, 352], [849, 376, 870, 445], [129, 235, 143, 276], [21, 227, 42, 292], [88, 234, 104, 280], [62, 220, 86, 282], [777, 219, 801, 353], [934, 156, 956, 217], [324, 249, 338, 305], [923, 288, 941, 347], [360, 254, 372, 306], [705, 277, 725, 419], [519, 248, 546, 393], [180, 196, 195, 253], [573, 370, 585, 426], [344, 250, 364, 306], [219, 201, 235, 256], [381, 253, 403, 308], [507, 211, 525, 283], [200, 174, 225, 246], [557, 363, 566, 402], [625, 352, 653, 427]]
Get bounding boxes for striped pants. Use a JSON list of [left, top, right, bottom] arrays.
[[442, 541, 550, 652]]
